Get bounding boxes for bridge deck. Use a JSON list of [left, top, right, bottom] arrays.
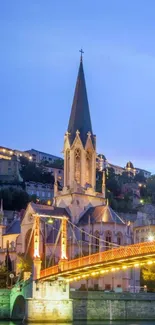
[[40, 241, 155, 281]]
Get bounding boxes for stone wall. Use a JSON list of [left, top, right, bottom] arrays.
[[71, 291, 155, 320], [1, 288, 155, 321], [25, 298, 73, 322], [0, 289, 10, 319]]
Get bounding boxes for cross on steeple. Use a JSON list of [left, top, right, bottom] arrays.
[[79, 48, 84, 62]]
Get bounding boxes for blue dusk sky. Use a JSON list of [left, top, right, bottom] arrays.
[[0, 1, 155, 172]]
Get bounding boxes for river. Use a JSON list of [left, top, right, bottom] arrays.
[[0, 321, 155, 325]]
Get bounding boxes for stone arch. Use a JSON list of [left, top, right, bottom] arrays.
[[117, 231, 123, 246], [11, 295, 25, 320], [105, 230, 112, 250]]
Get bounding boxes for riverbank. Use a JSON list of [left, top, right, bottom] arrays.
[[71, 292, 155, 320], [1, 290, 155, 321]]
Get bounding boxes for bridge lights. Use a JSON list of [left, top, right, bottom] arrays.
[[148, 235, 154, 242]]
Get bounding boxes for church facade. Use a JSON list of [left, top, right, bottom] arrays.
[[0, 54, 140, 291]]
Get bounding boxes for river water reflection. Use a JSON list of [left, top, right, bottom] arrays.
[[0, 321, 155, 325]]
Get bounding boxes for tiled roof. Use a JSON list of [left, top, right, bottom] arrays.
[[78, 205, 125, 226], [5, 219, 21, 235], [31, 202, 70, 218]]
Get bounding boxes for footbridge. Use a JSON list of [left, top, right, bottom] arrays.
[[11, 213, 155, 322], [40, 241, 155, 282]]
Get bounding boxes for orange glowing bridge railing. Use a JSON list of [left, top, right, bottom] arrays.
[[40, 241, 155, 279]]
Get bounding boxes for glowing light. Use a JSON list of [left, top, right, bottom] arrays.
[[48, 218, 53, 224], [10, 151, 13, 155], [134, 263, 139, 268], [147, 261, 153, 265], [47, 200, 51, 206], [100, 270, 105, 274], [111, 268, 115, 272], [3, 149, 6, 153], [148, 235, 154, 242], [122, 266, 127, 269], [29, 156, 32, 160], [140, 199, 144, 204]]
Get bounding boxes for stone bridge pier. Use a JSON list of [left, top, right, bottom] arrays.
[[10, 276, 73, 322], [26, 278, 73, 322]]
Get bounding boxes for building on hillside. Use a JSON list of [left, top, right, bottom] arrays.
[[122, 183, 141, 207], [135, 168, 151, 179], [0, 54, 140, 292], [97, 156, 151, 179], [0, 155, 23, 182], [43, 166, 64, 187], [108, 163, 124, 175], [25, 149, 63, 164], [0, 146, 32, 161], [134, 205, 155, 243], [25, 182, 54, 202]]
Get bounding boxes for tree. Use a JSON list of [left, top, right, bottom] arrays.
[[141, 265, 155, 292], [20, 157, 54, 184], [0, 187, 29, 211], [134, 171, 146, 183]]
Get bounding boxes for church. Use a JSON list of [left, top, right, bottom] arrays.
[[0, 53, 139, 291]]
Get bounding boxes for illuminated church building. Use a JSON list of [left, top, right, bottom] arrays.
[[0, 54, 140, 291]]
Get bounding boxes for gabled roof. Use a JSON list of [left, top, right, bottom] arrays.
[[67, 57, 95, 148], [30, 202, 70, 218], [5, 219, 21, 235], [78, 205, 125, 226]]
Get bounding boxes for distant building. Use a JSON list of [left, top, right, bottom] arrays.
[[25, 181, 54, 202], [122, 183, 141, 207], [108, 163, 124, 175], [134, 205, 155, 243], [43, 166, 64, 187], [25, 149, 63, 164], [0, 155, 23, 182], [0, 146, 32, 161], [97, 156, 151, 178]]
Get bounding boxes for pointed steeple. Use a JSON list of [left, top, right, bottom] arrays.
[[68, 53, 95, 148]]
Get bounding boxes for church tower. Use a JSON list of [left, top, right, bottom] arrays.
[[64, 52, 96, 192]]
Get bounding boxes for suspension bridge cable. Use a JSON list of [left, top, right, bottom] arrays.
[[47, 224, 62, 267], [69, 223, 84, 257], [68, 220, 120, 247]]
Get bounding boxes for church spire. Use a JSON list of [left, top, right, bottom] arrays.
[[67, 52, 95, 148]]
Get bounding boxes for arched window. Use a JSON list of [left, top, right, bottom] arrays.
[[86, 150, 92, 185], [74, 148, 81, 184], [105, 231, 112, 250], [117, 232, 122, 246], [66, 149, 70, 186], [95, 230, 100, 252]]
